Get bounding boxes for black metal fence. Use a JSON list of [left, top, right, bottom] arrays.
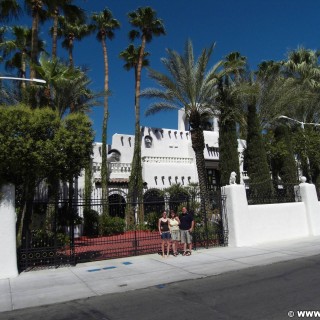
[[18, 188, 228, 271], [245, 181, 301, 205]]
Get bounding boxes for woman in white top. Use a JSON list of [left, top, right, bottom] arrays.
[[168, 210, 180, 256]]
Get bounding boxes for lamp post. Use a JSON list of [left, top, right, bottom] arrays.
[[278, 115, 320, 182], [0, 76, 46, 83]]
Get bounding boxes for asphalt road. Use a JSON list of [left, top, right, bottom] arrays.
[[2, 255, 320, 320]]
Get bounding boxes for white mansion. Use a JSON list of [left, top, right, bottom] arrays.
[[78, 109, 246, 196]]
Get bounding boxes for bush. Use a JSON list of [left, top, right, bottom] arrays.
[[31, 229, 69, 247], [99, 215, 125, 236], [83, 209, 99, 236], [145, 212, 159, 231]]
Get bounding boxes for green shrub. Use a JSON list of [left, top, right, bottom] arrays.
[[145, 212, 159, 231], [31, 229, 69, 247], [126, 222, 150, 231], [83, 209, 99, 236], [99, 215, 125, 236]]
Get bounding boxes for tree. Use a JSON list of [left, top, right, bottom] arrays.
[[57, 15, 92, 67], [119, 44, 150, 225], [0, 0, 21, 22], [125, 6, 165, 224], [218, 52, 247, 186], [245, 101, 273, 199], [266, 125, 298, 197], [91, 7, 120, 215], [0, 105, 94, 246], [143, 40, 223, 217], [47, 0, 85, 59], [1, 26, 32, 81], [0, 25, 46, 93], [33, 53, 100, 116], [281, 48, 320, 182], [25, 0, 48, 79]]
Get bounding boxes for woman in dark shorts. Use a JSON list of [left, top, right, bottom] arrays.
[[158, 210, 171, 258]]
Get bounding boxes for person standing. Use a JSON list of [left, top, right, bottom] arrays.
[[158, 210, 171, 258], [179, 206, 194, 256], [168, 210, 180, 256]]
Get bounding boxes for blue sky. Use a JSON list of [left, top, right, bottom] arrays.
[[3, 0, 320, 143]]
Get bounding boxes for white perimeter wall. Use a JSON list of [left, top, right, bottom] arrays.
[[224, 182, 320, 247], [0, 184, 18, 279]]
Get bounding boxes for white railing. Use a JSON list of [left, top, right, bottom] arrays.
[[109, 162, 131, 173], [142, 156, 193, 164]]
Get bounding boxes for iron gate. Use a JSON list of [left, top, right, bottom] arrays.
[[18, 189, 228, 271]]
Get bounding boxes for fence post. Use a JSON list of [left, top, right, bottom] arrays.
[[299, 180, 320, 236], [0, 183, 18, 279], [222, 184, 251, 247]]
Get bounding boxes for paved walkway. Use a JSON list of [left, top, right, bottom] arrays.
[[1, 236, 320, 312]]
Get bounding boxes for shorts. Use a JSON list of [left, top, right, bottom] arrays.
[[161, 232, 171, 240], [171, 230, 180, 241], [180, 230, 192, 244]]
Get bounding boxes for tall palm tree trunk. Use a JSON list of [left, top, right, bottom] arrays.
[[30, 10, 39, 79], [52, 8, 59, 59], [101, 37, 109, 216], [190, 128, 211, 217], [126, 38, 146, 225]]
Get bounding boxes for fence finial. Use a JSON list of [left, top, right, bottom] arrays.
[[229, 172, 237, 185], [300, 176, 307, 184]]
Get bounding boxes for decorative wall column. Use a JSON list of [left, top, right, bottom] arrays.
[[299, 178, 320, 236], [222, 184, 251, 247], [0, 183, 18, 279]]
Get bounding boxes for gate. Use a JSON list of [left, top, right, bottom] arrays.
[[18, 189, 228, 271], [18, 199, 76, 271], [193, 191, 228, 249]]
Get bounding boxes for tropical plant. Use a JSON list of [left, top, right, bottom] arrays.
[[47, 0, 86, 59], [125, 6, 165, 225], [25, 0, 48, 79], [143, 39, 223, 216], [0, 25, 46, 90], [218, 52, 247, 186], [91, 7, 120, 215], [0, 0, 21, 23], [57, 15, 92, 67], [99, 215, 125, 236], [33, 53, 100, 115]]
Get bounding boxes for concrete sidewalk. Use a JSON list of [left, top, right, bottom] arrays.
[[1, 236, 320, 313]]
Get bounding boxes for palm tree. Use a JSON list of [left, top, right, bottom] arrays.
[[47, 0, 86, 59], [280, 48, 320, 182], [1, 26, 32, 81], [143, 40, 223, 216], [34, 53, 100, 116], [282, 47, 320, 123], [126, 6, 165, 224], [0, 0, 21, 22], [119, 44, 150, 73], [119, 44, 149, 225], [25, 0, 48, 79], [91, 7, 120, 216], [57, 15, 92, 67]]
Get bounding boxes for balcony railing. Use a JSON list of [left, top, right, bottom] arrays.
[[109, 162, 131, 173]]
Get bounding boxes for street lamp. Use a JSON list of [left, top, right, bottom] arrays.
[[0, 76, 46, 84], [278, 115, 320, 182], [278, 115, 320, 129]]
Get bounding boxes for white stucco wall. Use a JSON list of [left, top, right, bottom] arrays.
[[247, 203, 308, 244], [224, 182, 320, 247], [0, 184, 18, 279]]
